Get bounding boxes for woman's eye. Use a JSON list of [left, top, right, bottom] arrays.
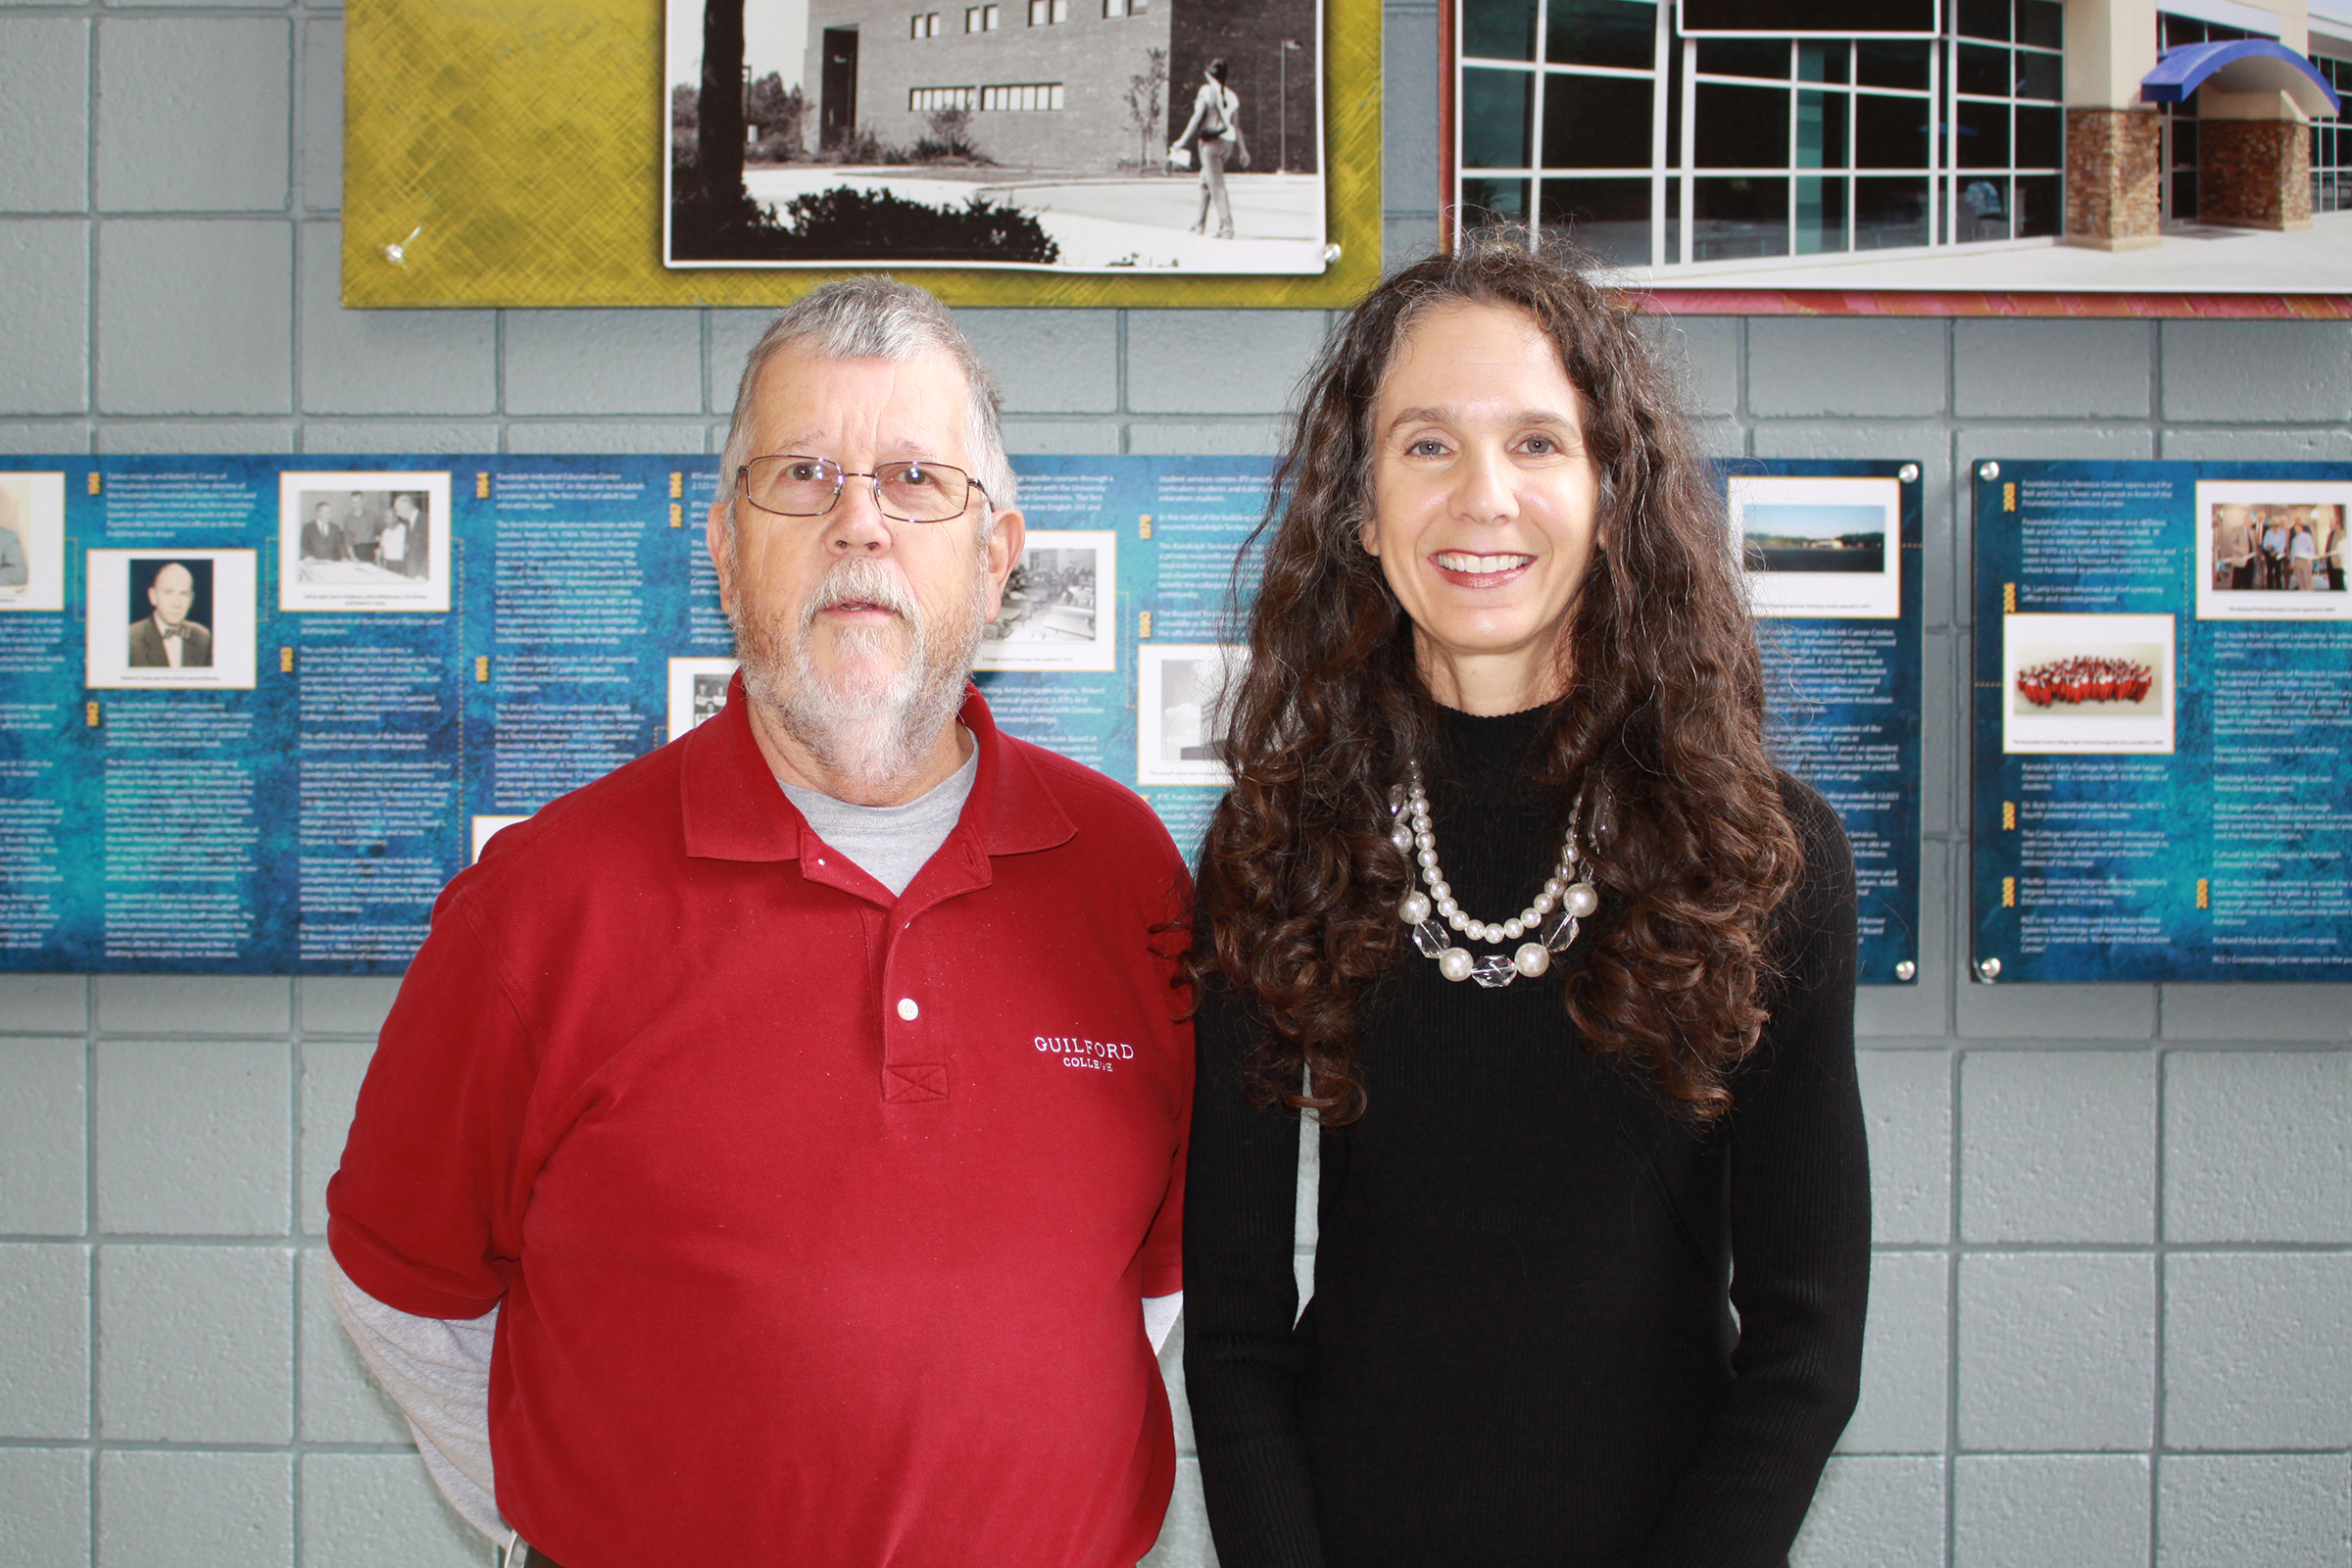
[[1406, 437, 1447, 458], [1522, 435, 1556, 455]]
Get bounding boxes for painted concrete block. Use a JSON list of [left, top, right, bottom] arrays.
[[97, 1450, 292, 1568], [2162, 984, 2352, 1042], [1640, 316, 1740, 421], [300, 421, 501, 455], [504, 421, 710, 454], [96, 220, 293, 416], [1960, 1050, 2156, 1243], [1955, 983, 2156, 1041], [1125, 311, 1327, 416], [2159, 426, 2352, 463], [300, 19, 340, 212], [1001, 418, 1124, 454], [299, 1452, 488, 1567], [707, 309, 772, 420], [502, 312, 704, 416], [1789, 1455, 1943, 1568], [1954, 1453, 2150, 1568], [0, 220, 89, 415], [1957, 424, 2157, 465], [98, 1244, 293, 1442], [299, 225, 496, 414], [0, 1037, 86, 1233], [1918, 628, 1955, 834], [1838, 1250, 1946, 1453], [97, 1040, 290, 1236], [96, 19, 289, 212], [1954, 318, 2152, 418], [2157, 1452, 2350, 1568], [2160, 320, 2352, 425], [0, 18, 88, 211], [1857, 1050, 1950, 1245], [96, 974, 289, 1035], [96, 421, 297, 453], [2166, 1050, 2352, 1243], [955, 309, 1120, 414], [1126, 419, 1287, 455], [1381, 6, 1440, 215], [1137, 1455, 1213, 1568], [0, 419, 91, 452], [299, 977, 399, 1037], [297, 1249, 409, 1444], [1381, 213, 1441, 270], [1747, 319, 1946, 419], [0, 1244, 89, 1437], [0, 1447, 90, 1566], [300, 1039, 370, 1236], [2165, 1251, 2352, 1449], [1958, 1251, 2153, 1450]]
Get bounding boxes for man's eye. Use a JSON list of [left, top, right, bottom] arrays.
[[786, 462, 824, 482]]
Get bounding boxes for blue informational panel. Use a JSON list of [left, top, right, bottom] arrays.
[[0, 453, 1919, 980], [1971, 459, 2352, 983]]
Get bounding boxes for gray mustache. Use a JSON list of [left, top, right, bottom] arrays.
[[802, 558, 920, 627]]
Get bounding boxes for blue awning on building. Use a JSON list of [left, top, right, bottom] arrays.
[[2139, 39, 2342, 117]]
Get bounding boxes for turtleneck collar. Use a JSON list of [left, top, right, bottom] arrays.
[[1427, 700, 1556, 808]]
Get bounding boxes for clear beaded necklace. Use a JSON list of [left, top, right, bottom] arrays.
[[1389, 765, 1600, 988]]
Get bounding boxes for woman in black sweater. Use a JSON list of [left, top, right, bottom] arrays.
[[1183, 235, 1869, 1567]]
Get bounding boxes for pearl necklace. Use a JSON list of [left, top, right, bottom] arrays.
[[1389, 766, 1599, 988]]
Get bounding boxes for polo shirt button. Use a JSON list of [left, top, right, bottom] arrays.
[[897, 997, 919, 1021]]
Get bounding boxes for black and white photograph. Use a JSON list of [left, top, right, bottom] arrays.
[[668, 657, 742, 740], [1137, 642, 1245, 784], [976, 532, 1117, 670], [278, 471, 454, 613], [663, 0, 1327, 271], [1730, 474, 1899, 618], [2195, 481, 2352, 622], [2002, 613, 2176, 756], [84, 550, 259, 691], [0, 470, 68, 612]]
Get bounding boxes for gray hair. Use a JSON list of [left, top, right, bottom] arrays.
[[716, 277, 1016, 523]]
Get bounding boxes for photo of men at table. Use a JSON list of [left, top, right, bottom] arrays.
[[293, 488, 432, 582], [2211, 502, 2347, 593]]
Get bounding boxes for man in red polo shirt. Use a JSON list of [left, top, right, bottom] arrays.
[[326, 279, 1193, 1568]]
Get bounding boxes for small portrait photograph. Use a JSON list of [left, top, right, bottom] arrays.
[[0, 469, 69, 612], [975, 531, 1117, 672], [472, 815, 531, 863], [85, 549, 259, 690], [2002, 613, 2176, 757], [2194, 481, 2352, 622], [1729, 474, 1901, 619], [667, 657, 741, 742], [278, 470, 454, 612], [1138, 643, 1247, 786]]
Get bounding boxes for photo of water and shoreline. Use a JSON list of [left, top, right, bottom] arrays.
[[1741, 503, 1888, 573]]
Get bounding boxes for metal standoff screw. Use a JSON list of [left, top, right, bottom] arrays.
[[1976, 956, 2002, 982], [1978, 461, 2000, 481], [1897, 464, 1920, 484], [1894, 959, 1917, 982]]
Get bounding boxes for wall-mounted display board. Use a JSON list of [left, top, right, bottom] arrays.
[[1971, 460, 2352, 983], [0, 454, 1916, 979], [343, 0, 1380, 308]]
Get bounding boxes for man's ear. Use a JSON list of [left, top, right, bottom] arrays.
[[705, 502, 735, 615], [982, 508, 1026, 623]]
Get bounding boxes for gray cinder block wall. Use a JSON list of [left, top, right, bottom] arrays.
[[3, 0, 2351, 1562]]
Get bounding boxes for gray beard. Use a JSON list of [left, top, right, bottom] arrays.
[[733, 553, 987, 797]]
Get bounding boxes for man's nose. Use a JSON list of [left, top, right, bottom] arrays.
[[824, 477, 895, 554]]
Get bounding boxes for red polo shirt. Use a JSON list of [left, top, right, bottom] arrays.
[[328, 682, 1193, 1568]]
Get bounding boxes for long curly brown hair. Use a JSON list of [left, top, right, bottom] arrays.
[[1193, 233, 1803, 1125]]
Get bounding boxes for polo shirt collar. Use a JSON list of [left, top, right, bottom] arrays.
[[680, 672, 1074, 864]]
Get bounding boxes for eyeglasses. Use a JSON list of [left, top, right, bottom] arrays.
[[735, 455, 985, 524]]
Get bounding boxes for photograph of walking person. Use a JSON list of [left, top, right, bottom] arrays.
[[664, 0, 1326, 270]]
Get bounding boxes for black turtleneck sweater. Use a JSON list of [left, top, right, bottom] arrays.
[[1183, 705, 1868, 1568]]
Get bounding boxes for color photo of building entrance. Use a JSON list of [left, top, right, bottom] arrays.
[[1444, 0, 2350, 295]]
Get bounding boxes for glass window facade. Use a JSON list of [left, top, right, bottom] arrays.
[[1453, 0, 2065, 267], [2313, 50, 2349, 216]]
